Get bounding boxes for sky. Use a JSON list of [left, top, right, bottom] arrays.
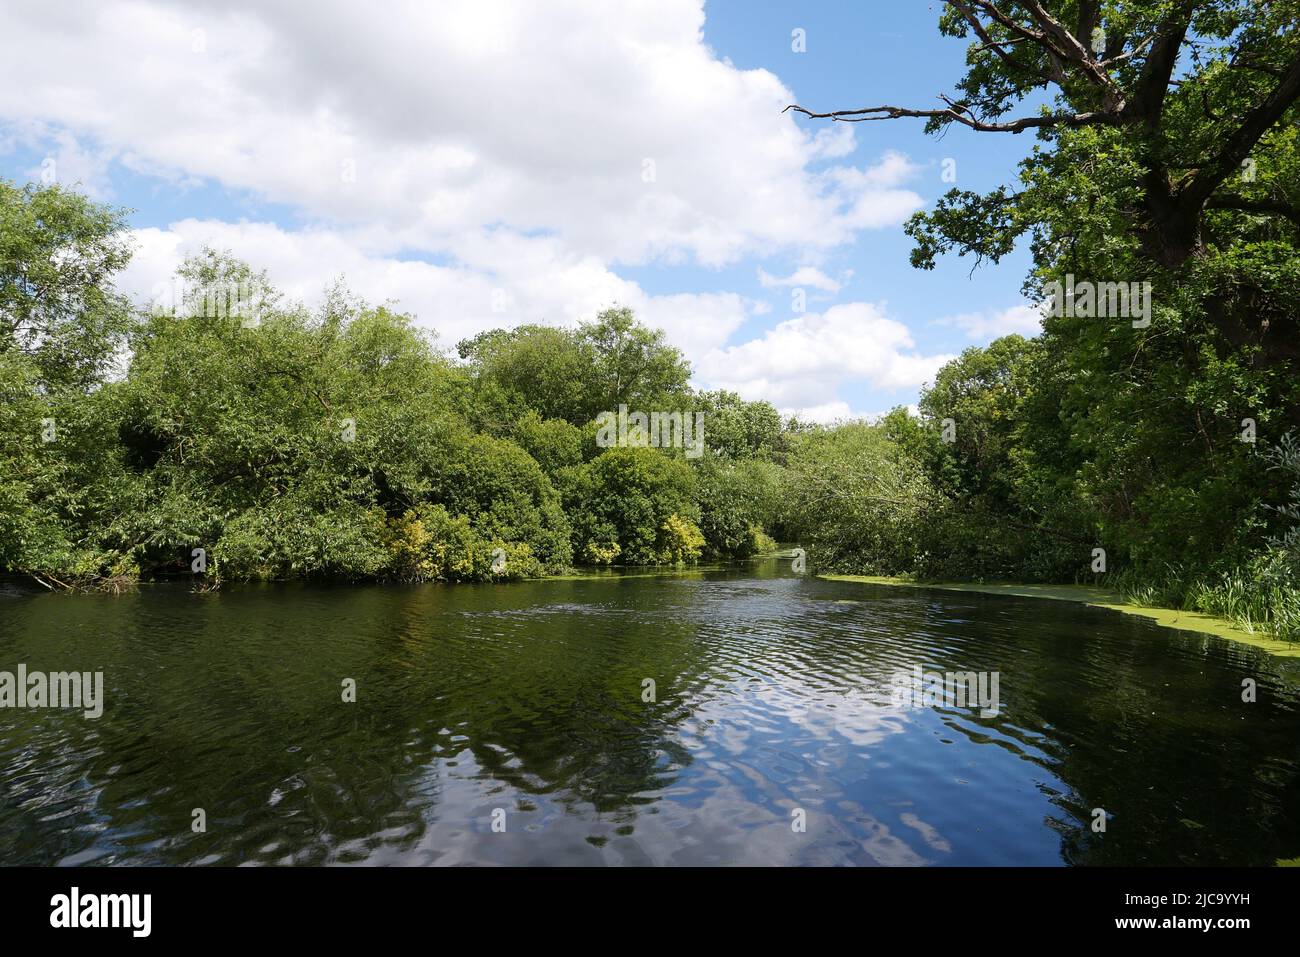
[[0, 0, 1046, 422]]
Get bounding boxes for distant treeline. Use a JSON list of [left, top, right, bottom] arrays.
[[2, 179, 1299, 639]]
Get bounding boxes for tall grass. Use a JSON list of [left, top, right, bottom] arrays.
[[1102, 433, 1300, 642], [1186, 553, 1300, 641], [1103, 557, 1300, 641]]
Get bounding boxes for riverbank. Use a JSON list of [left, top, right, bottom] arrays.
[[821, 575, 1300, 659]]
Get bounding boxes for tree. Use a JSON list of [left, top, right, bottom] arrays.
[[694, 390, 784, 460], [0, 182, 135, 584], [0, 180, 134, 391], [457, 324, 594, 425], [781, 424, 936, 574], [917, 335, 1042, 502], [787, 1, 1300, 270], [787, 1, 1300, 580], [693, 456, 783, 557], [788, 2, 1300, 399], [458, 307, 692, 426], [511, 410, 585, 475], [576, 307, 692, 417]]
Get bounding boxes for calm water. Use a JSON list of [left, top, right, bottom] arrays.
[[2, 559, 1299, 866]]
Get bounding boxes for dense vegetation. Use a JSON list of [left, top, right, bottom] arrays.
[[3, 1, 1299, 640], [0, 181, 787, 589], [785, 0, 1300, 638]]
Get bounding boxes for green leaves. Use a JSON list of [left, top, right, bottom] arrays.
[[457, 307, 692, 427], [780, 423, 936, 574], [566, 447, 701, 566]]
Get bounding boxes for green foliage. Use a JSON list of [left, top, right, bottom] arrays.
[[657, 512, 706, 565], [0, 180, 139, 586], [1186, 431, 1300, 640], [566, 447, 702, 565], [693, 456, 784, 558], [694, 390, 784, 460], [456, 324, 594, 425], [510, 410, 585, 475], [578, 306, 693, 417], [11, 72, 1300, 649], [380, 504, 541, 582], [213, 500, 390, 582], [890, 336, 1096, 581], [0, 192, 775, 587], [420, 429, 572, 570], [786, 2, 1300, 636], [781, 423, 935, 574], [457, 306, 692, 427], [0, 180, 135, 390], [918, 335, 1041, 500]]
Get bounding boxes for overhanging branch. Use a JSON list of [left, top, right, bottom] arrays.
[[782, 102, 1120, 133]]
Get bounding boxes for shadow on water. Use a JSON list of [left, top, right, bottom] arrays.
[[1, 558, 1299, 865]]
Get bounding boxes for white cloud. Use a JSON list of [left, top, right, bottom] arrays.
[[937, 303, 1043, 340], [0, 0, 953, 416], [781, 401, 867, 425], [118, 219, 749, 357], [818, 152, 925, 229], [758, 266, 842, 293], [0, 0, 923, 268], [4, 121, 117, 199], [780, 401, 920, 425], [695, 302, 954, 410]]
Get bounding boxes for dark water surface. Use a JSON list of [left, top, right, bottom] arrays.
[[2, 559, 1299, 866]]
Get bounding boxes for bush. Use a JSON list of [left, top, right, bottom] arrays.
[[657, 513, 706, 564], [421, 430, 572, 571], [693, 457, 783, 558], [566, 447, 701, 565], [781, 423, 934, 574], [213, 502, 389, 581], [381, 504, 541, 582]]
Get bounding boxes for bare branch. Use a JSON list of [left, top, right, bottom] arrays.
[[783, 102, 1119, 134]]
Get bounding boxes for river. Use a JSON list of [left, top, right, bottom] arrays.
[[2, 557, 1298, 865]]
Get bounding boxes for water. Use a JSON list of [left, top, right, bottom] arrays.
[[2, 558, 1299, 866]]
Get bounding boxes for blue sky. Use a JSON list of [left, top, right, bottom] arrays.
[[701, 1, 1042, 364], [0, 0, 1045, 421]]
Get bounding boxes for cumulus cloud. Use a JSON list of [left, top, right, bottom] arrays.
[[5, 121, 116, 199], [758, 266, 842, 293], [0, 0, 948, 414], [937, 303, 1043, 340], [780, 401, 921, 425], [781, 401, 869, 425], [0, 0, 922, 268], [695, 302, 954, 410], [117, 219, 750, 357]]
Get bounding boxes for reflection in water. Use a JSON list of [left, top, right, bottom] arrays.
[[1, 557, 1299, 865]]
